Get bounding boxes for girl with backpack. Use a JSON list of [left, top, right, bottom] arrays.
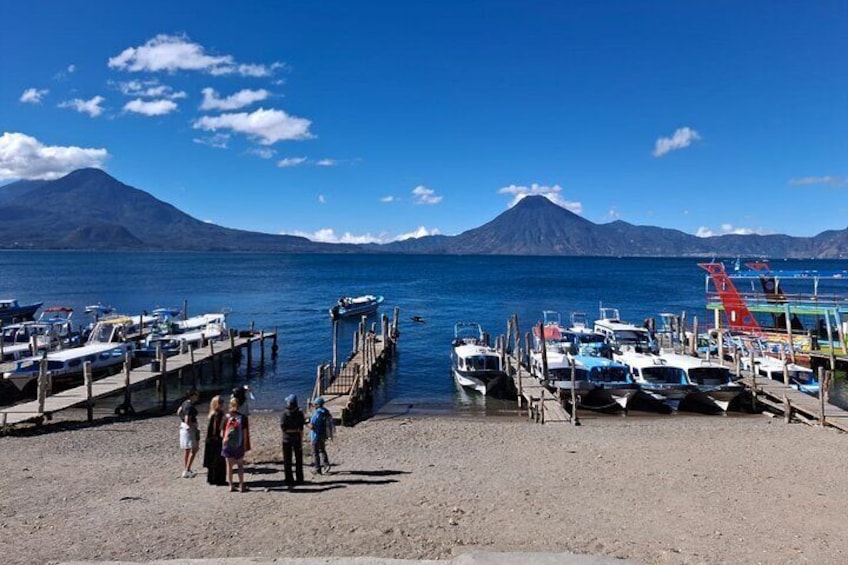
[[221, 396, 251, 492]]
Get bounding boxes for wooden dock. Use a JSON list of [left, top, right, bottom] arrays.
[[740, 371, 848, 433], [505, 355, 571, 423], [311, 310, 399, 426], [0, 331, 275, 431]]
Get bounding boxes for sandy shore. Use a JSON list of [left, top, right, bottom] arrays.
[[0, 409, 846, 565]]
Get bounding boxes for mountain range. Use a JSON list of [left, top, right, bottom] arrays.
[[1, 168, 845, 258]]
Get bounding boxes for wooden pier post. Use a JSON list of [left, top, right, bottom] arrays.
[[570, 356, 580, 426], [246, 332, 253, 373], [182, 299, 188, 320], [690, 316, 699, 356], [209, 340, 218, 381], [717, 329, 724, 363], [260, 330, 265, 367], [37, 358, 48, 415], [229, 330, 237, 376], [84, 361, 93, 422], [190, 346, 198, 388], [272, 326, 279, 358], [123, 352, 134, 415], [316, 364, 325, 397], [538, 321, 549, 383], [783, 392, 792, 424], [819, 367, 827, 426], [158, 350, 167, 411]]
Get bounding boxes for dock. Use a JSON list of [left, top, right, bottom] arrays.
[[311, 309, 399, 426], [505, 354, 572, 423], [0, 330, 275, 431], [740, 370, 848, 432]]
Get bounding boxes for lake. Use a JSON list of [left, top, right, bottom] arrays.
[[2, 251, 845, 412]]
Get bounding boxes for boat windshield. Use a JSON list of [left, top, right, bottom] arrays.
[[613, 329, 651, 345], [464, 354, 501, 372], [688, 366, 732, 386], [589, 366, 630, 383], [641, 366, 686, 384]]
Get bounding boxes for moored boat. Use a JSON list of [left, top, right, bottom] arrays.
[[450, 322, 510, 396], [594, 306, 658, 355], [660, 352, 745, 411], [0, 298, 42, 324]]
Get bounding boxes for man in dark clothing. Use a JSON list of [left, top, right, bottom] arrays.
[[279, 394, 305, 488]]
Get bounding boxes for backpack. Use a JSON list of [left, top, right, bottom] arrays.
[[312, 407, 334, 440], [223, 414, 243, 450]]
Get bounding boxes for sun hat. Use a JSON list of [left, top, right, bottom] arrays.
[[314, 397, 325, 405], [285, 394, 298, 407]]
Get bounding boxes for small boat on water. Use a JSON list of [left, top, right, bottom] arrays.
[[565, 354, 640, 411], [450, 322, 509, 396], [329, 295, 384, 320], [0, 298, 43, 324], [0, 307, 79, 362]]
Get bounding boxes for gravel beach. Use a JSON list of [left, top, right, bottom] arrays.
[[1, 409, 846, 565]]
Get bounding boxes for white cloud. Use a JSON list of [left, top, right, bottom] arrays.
[[20, 88, 49, 104], [395, 226, 440, 240], [67, 64, 76, 73], [652, 126, 701, 157], [58, 95, 106, 117], [411, 185, 443, 205], [200, 87, 270, 111], [498, 183, 582, 213], [115, 79, 186, 99], [380, 196, 396, 203], [277, 157, 307, 168], [108, 34, 281, 77], [606, 208, 620, 220], [289, 228, 385, 244], [247, 147, 276, 159], [193, 133, 230, 149], [318, 195, 326, 204], [0, 132, 109, 181], [695, 223, 769, 238], [123, 98, 178, 116], [315, 158, 336, 167], [193, 108, 313, 145], [789, 175, 845, 187]]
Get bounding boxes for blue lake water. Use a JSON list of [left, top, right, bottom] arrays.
[[2, 252, 845, 413]]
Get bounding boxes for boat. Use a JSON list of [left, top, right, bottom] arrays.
[[329, 295, 384, 320], [135, 312, 227, 359], [565, 354, 640, 411], [450, 322, 510, 396], [563, 312, 613, 358], [729, 334, 819, 395], [0, 298, 42, 324], [701, 261, 848, 361], [616, 350, 711, 412], [659, 352, 746, 411], [0, 306, 79, 362], [593, 306, 658, 355], [528, 331, 598, 398], [2, 316, 134, 395]]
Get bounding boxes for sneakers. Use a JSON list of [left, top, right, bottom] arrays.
[[181, 470, 196, 478]]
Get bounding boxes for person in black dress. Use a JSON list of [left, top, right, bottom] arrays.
[[203, 395, 227, 486]]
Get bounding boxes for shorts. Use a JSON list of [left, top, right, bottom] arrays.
[[179, 423, 199, 450]]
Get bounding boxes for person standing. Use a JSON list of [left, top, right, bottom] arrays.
[[203, 395, 227, 486], [308, 397, 334, 475], [279, 394, 305, 489], [178, 389, 200, 478], [232, 384, 251, 415], [221, 396, 251, 492]]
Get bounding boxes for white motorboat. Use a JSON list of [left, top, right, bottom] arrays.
[[450, 322, 509, 396]]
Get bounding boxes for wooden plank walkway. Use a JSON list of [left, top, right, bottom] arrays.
[[505, 355, 571, 423], [312, 311, 400, 426], [0, 332, 271, 429], [740, 374, 848, 433]]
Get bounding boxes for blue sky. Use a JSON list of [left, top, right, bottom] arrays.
[[1, 1, 845, 241]]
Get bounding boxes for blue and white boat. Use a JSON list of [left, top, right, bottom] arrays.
[[660, 352, 746, 411], [329, 295, 384, 320], [616, 350, 712, 411], [0, 299, 42, 324], [451, 322, 509, 395], [594, 306, 658, 355]]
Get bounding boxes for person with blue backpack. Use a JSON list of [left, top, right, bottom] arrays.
[[308, 397, 334, 475]]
